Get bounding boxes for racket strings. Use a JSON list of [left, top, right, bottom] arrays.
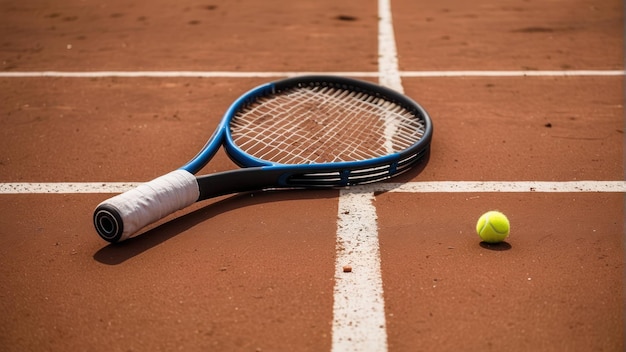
[[230, 85, 426, 164]]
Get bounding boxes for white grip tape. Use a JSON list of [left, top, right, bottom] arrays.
[[98, 169, 199, 241]]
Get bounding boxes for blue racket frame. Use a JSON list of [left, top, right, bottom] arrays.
[[179, 76, 432, 200]]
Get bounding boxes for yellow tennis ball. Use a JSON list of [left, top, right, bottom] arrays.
[[476, 211, 510, 243]]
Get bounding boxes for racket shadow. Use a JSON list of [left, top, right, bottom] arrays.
[[93, 150, 431, 265], [92, 189, 337, 265]]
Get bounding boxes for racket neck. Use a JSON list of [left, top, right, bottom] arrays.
[[196, 167, 288, 200]]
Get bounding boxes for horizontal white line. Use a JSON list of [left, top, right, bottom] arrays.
[[356, 181, 626, 193], [0, 70, 623, 78], [1, 181, 624, 194], [0, 71, 378, 78], [401, 70, 626, 77], [0, 183, 141, 194]]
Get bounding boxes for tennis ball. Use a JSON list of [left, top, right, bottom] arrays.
[[476, 211, 510, 243]]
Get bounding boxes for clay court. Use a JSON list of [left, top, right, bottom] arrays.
[[0, 0, 624, 351]]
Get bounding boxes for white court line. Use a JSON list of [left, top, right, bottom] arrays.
[[361, 181, 626, 193], [0, 183, 140, 194], [1, 181, 625, 194], [401, 70, 626, 77], [333, 190, 387, 352], [0, 70, 623, 78], [330, 0, 400, 350], [0, 71, 378, 78]]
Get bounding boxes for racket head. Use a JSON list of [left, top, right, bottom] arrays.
[[219, 76, 433, 186]]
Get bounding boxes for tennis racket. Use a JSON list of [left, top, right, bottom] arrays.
[[94, 76, 433, 243]]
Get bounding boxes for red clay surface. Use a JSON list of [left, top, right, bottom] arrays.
[[0, 0, 623, 351]]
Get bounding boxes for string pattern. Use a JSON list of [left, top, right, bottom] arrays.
[[230, 85, 426, 164]]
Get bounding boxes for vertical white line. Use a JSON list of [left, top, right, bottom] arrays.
[[331, 0, 399, 351], [378, 0, 404, 94], [378, 0, 403, 155], [332, 190, 387, 351]]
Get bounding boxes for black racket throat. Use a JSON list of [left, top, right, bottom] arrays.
[[196, 146, 430, 201]]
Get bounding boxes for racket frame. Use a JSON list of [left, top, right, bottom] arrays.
[[184, 75, 432, 190], [94, 76, 432, 243]]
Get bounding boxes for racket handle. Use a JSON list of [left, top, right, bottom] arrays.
[[93, 170, 199, 243]]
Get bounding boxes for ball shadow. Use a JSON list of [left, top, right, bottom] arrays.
[[479, 241, 512, 251]]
